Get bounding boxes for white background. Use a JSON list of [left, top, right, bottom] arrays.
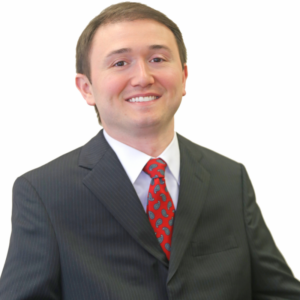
[[0, 0, 299, 280]]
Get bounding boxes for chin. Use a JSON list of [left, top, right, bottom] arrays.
[[130, 115, 163, 129]]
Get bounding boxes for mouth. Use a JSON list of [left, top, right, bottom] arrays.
[[126, 95, 160, 103]]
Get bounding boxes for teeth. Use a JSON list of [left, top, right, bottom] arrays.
[[128, 96, 158, 102]]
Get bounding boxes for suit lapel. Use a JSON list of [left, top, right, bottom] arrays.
[[167, 134, 211, 283], [79, 130, 168, 267]]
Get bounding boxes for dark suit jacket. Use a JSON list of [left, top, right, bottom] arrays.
[[0, 130, 300, 300]]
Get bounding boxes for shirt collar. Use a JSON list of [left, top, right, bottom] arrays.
[[103, 130, 180, 185]]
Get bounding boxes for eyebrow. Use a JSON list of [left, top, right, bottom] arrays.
[[149, 45, 172, 52], [105, 45, 172, 59], [106, 48, 132, 58]]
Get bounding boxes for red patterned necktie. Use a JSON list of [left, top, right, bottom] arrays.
[[143, 158, 175, 260]]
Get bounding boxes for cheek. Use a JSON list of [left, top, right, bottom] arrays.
[[94, 74, 127, 102], [159, 69, 183, 92]]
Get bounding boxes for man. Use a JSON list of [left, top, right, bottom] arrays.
[[0, 2, 299, 299]]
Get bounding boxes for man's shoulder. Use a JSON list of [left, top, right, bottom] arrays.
[[19, 146, 84, 184], [18, 130, 107, 185], [177, 133, 242, 174]]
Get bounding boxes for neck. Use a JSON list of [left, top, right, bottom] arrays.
[[103, 123, 175, 157]]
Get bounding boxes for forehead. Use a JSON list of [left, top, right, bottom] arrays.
[[90, 19, 178, 57]]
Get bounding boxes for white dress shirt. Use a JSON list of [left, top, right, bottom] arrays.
[[103, 130, 180, 212]]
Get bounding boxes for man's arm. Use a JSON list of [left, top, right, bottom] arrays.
[[0, 176, 61, 300], [241, 164, 300, 300]]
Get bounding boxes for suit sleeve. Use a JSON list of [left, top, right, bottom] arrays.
[[241, 164, 300, 300], [0, 176, 61, 300]]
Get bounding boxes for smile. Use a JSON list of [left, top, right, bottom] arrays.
[[127, 96, 159, 103]]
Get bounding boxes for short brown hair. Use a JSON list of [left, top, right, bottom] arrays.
[[76, 2, 187, 125]]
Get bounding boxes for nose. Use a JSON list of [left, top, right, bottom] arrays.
[[130, 60, 154, 87]]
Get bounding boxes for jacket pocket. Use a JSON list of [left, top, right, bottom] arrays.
[[192, 234, 238, 256]]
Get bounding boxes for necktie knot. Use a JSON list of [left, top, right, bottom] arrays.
[[143, 158, 167, 178]]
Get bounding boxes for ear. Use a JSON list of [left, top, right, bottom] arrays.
[[75, 74, 95, 106], [182, 64, 188, 96]]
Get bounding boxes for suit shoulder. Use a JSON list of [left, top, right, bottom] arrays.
[[17, 130, 106, 188], [19, 146, 84, 184], [177, 133, 242, 171]]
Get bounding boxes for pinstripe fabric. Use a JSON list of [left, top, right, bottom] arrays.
[[0, 130, 300, 300]]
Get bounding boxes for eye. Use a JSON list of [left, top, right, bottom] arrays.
[[150, 57, 165, 63], [114, 61, 128, 67]]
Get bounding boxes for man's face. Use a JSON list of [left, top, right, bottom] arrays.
[[78, 19, 187, 135]]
